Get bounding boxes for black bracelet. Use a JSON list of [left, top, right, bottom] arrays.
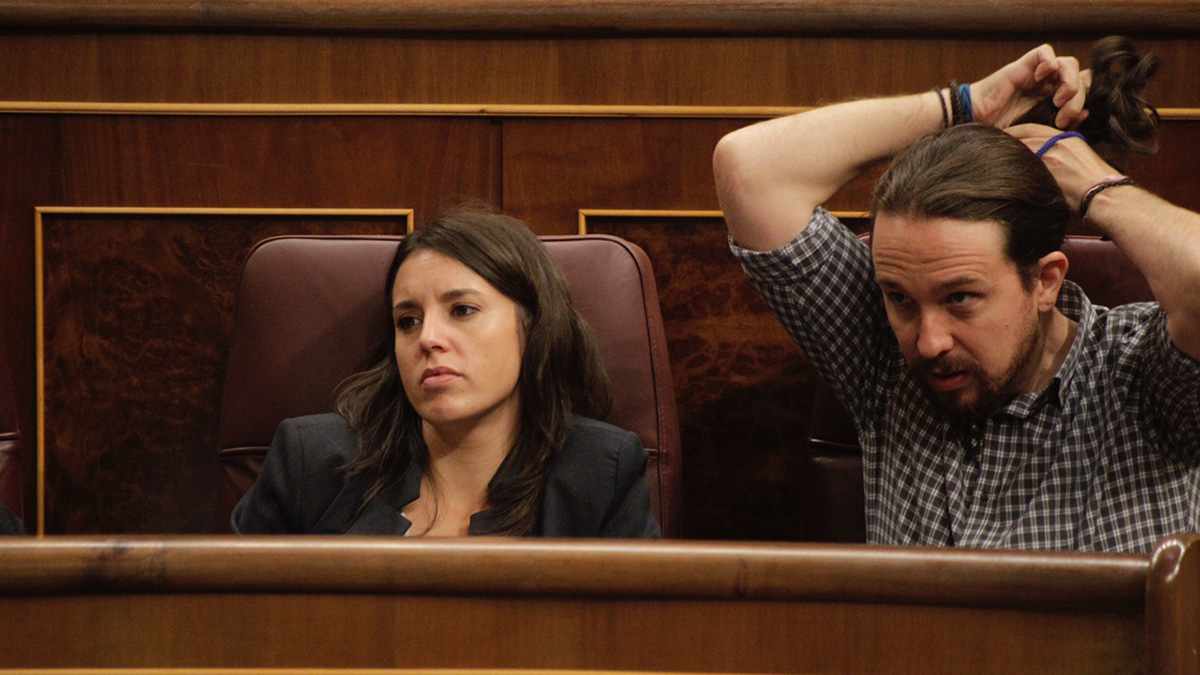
[[1079, 177, 1138, 224], [932, 87, 949, 129], [948, 80, 962, 126]]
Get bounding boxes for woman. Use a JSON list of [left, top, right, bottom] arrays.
[[233, 209, 660, 537]]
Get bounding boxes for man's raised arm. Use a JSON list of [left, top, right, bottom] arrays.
[[1010, 124, 1200, 361], [713, 44, 1088, 253]]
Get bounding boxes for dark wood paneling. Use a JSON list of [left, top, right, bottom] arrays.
[[0, 116, 59, 521], [40, 214, 408, 533], [501, 119, 743, 231], [2, 0, 1200, 36], [585, 215, 814, 540], [55, 116, 498, 208], [0, 537, 1168, 673], [2, 35, 1199, 108], [4, 16, 1200, 536], [5, 115, 499, 532]]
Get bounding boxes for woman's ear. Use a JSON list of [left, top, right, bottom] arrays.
[[1034, 251, 1070, 312]]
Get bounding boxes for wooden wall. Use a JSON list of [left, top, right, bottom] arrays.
[[3, 1, 1200, 537]]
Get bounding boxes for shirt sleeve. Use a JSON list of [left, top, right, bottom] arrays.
[[729, 207, 897, 417], [1134, 309, 1200, 457]]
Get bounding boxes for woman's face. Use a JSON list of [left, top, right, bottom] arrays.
[[391, 249, 525, 435]]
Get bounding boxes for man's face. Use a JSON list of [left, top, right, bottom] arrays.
[[872, 215, 1047, 420]]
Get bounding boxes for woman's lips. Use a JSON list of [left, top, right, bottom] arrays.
[[421, 367, 461, 387]]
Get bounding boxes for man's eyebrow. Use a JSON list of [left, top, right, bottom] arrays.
[[873, 276, 984, 291], [932, 276, 985, 292]]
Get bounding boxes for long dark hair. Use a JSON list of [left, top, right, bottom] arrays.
[[1016, 35, 1159, 160], [334, 208, 612, 535], [873, 36, 1158, 283]]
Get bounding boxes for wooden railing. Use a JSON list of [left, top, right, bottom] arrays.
[[0, 535, 1196, 673]]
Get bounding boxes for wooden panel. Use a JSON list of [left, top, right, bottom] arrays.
[[502, 119, 743, 232], [0, 115, 59, 522], [39, 212, 410, 533], [2, 0, 1200, 36], [3, 35, 1200, 109], [54, 116, 498, 209], [0, 537, 1160, 674], [4, 15, 1200, 537], [582, 214, 812, 540], [0, 115, 498, 531], [0, 594, 1144, 672]]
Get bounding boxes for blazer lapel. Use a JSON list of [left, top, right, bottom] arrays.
[[311, 464, 419, 535]]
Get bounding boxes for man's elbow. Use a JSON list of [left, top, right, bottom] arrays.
[[713, 130, 757, 209]]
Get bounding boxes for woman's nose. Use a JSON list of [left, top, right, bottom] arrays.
[[418, 317, 448, 352]]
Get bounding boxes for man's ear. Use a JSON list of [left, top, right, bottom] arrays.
[[1034, 251, 1069, 312]]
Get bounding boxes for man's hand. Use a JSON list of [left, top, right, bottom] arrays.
[[1007, 123, 1116, 212], [972, 44, 1090, 130]]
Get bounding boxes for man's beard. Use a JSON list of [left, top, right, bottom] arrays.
[[911, 317, 1043, 422]]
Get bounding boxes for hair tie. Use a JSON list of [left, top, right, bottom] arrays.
[[1034, 131, 1087, 158]]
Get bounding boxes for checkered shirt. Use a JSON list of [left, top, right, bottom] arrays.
[[732, 207, 1200, 553]]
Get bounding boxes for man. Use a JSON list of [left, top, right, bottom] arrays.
[[713, 44, 1200, 553]]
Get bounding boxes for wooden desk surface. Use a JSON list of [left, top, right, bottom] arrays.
[[1, 536, 1196, 674]]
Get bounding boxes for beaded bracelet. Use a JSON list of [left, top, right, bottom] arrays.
[[1079, 175, 1138, 224]]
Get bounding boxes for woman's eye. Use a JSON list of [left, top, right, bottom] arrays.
[[451, 304, 479, 318], [395, 316, 420, 331]]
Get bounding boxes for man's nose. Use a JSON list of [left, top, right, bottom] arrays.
[[916, 311, 953, 360]]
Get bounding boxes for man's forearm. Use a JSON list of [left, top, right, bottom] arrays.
[[1084, 185, 1200, 359]]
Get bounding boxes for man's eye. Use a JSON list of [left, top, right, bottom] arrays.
[[947, 292, 975, 305], [887, 292, 911, 306]]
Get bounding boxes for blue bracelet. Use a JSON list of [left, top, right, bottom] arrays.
[[1034, 131, 1087, 158], [957, 83, 974, 123]]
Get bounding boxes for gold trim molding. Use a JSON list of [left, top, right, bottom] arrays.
[[33, 205, 414, 536], [0, 102, 805, 119], [577, 208, 871, 234]]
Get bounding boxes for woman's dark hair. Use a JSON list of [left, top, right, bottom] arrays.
[[334, 208, 612, 535], [1016, 35, 1160, 160], [873, 36, 1159, 285]]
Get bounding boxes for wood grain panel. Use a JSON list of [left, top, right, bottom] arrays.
[[2, 0, 1200, 36], [502, 119, 744, 233], [1, 593, 1143, 672], [38, 212, 410, 533], [54, 116, 498, 210], [2, 35, 1198, 108], [0, 537, 1162, 673], [0, 115, 59, 522], [583, 214, 813, 541], [0, 115, 498, 532]]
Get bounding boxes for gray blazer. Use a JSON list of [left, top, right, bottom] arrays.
[[232, 413, 660, 538]]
